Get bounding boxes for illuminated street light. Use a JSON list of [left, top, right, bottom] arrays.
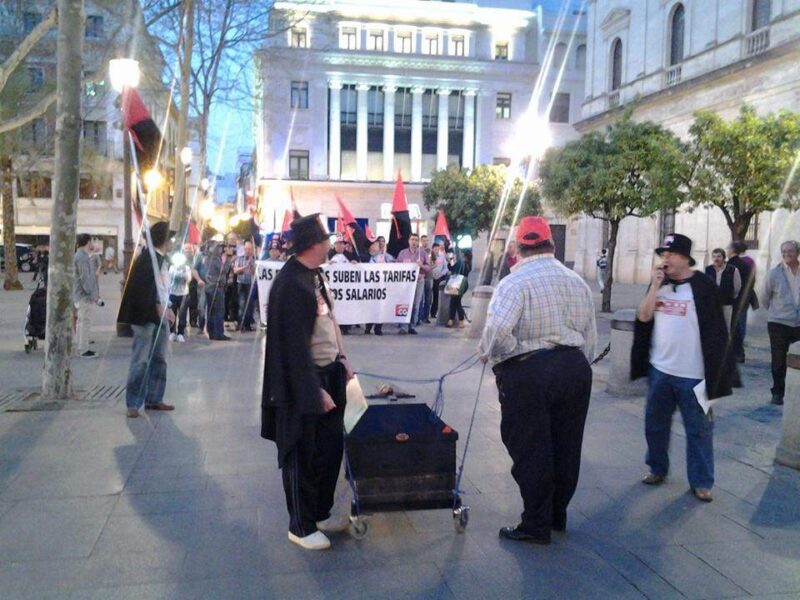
[[200, 199, 214, 221], [200, 177, 210, 191], [109, 58, 141, 93], [144, 169, 164, 191], [179, 146, 193, 166]]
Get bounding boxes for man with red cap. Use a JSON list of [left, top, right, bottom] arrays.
[[479, 216, 596, 545]]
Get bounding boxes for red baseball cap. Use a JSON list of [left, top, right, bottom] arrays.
[[515, 216, 552, 248]]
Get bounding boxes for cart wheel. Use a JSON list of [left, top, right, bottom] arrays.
[[24, 343, 32, 354], [453, 506, 469, 533], [349, 517, 368, 540]]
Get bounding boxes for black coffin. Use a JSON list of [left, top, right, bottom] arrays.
[[346, 403, 459, 512]]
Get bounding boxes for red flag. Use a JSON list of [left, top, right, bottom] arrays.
[[336, 216, 346, 235], [290, 187, 302, 218], [388, 171, 412, 257], [392, 171, 408, 213], [336, 195, 357, 225], [281, 209, 293, 233], [434, 209, 451, 241], [121, 88, 161, 172], [365, 224, 376, 242], [188, 220, 202, 244]]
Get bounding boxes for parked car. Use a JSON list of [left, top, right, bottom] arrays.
[[0, 244, 34, 272]]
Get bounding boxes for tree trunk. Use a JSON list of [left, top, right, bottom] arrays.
[[1, 155, 23, 290], [42, 0, 84, 400], [601, 219, 620, 313], [731, 213, 753, 243], [169, 0, 194, 236]]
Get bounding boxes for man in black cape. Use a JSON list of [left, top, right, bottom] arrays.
[[261, 214, 354, 550]]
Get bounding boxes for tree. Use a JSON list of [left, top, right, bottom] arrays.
[[539, 114, 686, 312], [686, 106, 800, 242], [422, 164, 541, 239], [42, 0, 83, 399]]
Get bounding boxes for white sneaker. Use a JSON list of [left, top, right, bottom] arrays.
[[288, 530, 330, 550], [176, 334, 186, 343], [169, 333, 176, 341], [316, 515, 350, 533]]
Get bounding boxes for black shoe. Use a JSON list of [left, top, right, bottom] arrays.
[[498, 525, 550, 545], [210, 335, 231, 341], [771, 395, 784, 406], [80, 350, 98, 358], [408, 328, 418, 335], [737, 356, 745, 364], [423, 319, 431, 324], [374, 329, 383, 336]]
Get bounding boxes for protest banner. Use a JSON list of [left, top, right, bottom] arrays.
[[256, 261, 420, 325]]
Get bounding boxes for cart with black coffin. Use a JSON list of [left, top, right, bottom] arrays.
[[344, 402, 469, 538]]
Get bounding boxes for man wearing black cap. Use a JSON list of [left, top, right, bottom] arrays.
[[479, 216, 596, 545], [261, 214, 354, 551], [632, 234, 734, 503]]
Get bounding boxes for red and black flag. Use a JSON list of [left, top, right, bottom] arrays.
[[387, 171, 412, 257], [335, 195, 370, 258], [434, 208, 452, 246], [121, 88, 162, 223]]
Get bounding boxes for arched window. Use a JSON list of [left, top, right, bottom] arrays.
[[576, 44, 587, 70], [553, 42, 567, 68], [669, 3, 685, 66], [610, 38, 622, 91], [752, 0, 770, 30]]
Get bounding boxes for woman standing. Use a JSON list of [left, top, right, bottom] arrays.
[[447, 249, 471, 328]]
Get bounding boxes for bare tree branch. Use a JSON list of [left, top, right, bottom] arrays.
[[0, 8, 58, 92]]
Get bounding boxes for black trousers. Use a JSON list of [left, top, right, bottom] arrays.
[[225, 283, 239, 323], [768, 322, 800, 398], [493, 347, 592, 538], [282, 361, 347, 537], [431, 278, 444, 318], [188, 280, 199, 327], [449, 295, 466, 321]]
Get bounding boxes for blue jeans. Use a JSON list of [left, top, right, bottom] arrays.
[[645, 367, 714, 490], [417, 278, 433, 323], [126, 322, 168, 409], [206, 287, 225, 339], [238, 283, 256, 329]]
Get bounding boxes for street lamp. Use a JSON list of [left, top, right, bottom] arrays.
[[179, 146, 193, 167], [109, 58, 140, 93]]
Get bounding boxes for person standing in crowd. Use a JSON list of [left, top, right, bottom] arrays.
[[728, 240, 758, 363], [118, 221, 175, 418], [365, 238, 392, 336], [447, 249, 471, 328], [223, 242, 239, 329], [234, 240, 257, 332], [479, 216, 596, 544], [632, 234, 733, 503], [596, 248, 609, 292], [73, 234, 100, 358], [193, 245, 207, 333], [103, 243, 117, 274], [32, 245, 49, 286], [498, 241, 519, 281], [396, 233, 430, 335], [262, 214, 354, 551], [762, 240, 800, 406], [205, 241, 231, 341], [704, 248, 741, 332], [418, 234, 434, 324], [328, 237, 349, 264], [168, 249, 192, 343], [430, 242, 448, 319], [268, 239, 283, 261]]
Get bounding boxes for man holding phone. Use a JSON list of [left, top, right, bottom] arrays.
[[631, 234, 734, 502]]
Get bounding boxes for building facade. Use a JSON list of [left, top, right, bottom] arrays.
[[256, 0, 586, 256], [574, 0, 800, 284], [0, 0, 176, 263]]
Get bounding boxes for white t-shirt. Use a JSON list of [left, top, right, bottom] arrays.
[[329, 253, 349, 264], [650, 283, 705, 380]]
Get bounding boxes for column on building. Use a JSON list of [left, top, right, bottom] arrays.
[[328, 82, 342, 180], [356, 84, 370, 181], [436, 89, 451, 171], [383, 85, 396, 180], [462, 89, 476, 171], [410, 86, 424, 181]]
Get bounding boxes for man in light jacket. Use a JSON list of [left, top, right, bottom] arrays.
[[762, 240, 800, 406], [73, 234, 100, 358]]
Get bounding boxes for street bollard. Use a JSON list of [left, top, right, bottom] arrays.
[[606, 309, 647, 396], [437, 288, 451, 326], [467, 286, 495, 339], [775, 341, 800, 470]]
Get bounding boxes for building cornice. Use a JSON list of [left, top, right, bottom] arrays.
[[599, 7, 630, 39]]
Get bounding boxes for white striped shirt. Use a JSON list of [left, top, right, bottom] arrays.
[[479, 254, 597, 365]]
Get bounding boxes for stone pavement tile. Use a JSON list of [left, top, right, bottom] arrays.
[[70, 548, 187, 591], [0, 558, 85, 600], [684, 538, 800, 596], [630, 545, 748, 599], [349, 525, 486, 568], [122, 473, 208, 495], [313, 562, 454, 600], [0, 509, 108, 561], [111, 489, 243, 517], [1, 467, 129, 501], [2, 496, 117, 523]]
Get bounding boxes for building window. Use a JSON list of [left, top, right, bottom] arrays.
[[85, 15, 104, 39], [610, 38, 623, 91], [289, 150, 309, 180], [423, 33, 440, 55], [752, 0, 771, 30], [576, 44, 587, 70], [23, 11, 42, 34], [290, 27, 307, 48], [26, 67, 44, 94], [549, 93, 570, 123], [553, 42, 567, 68], [290, 81, 309, 109], [451, 34, 465, 57], [83, 71, 105, 97], [493, 157, 511, 167], [25, 118, 48, 149], [340, 26, 358, 50], [745, 214, 760, 249], [340, 84, 357, 127], [395, 31, 413, 53], [82, 120, 107, 156], [669, 4, 685, 66], [367, 30, 384, 51], [495, 92, 511, 120], [494, 42, 509, 60]]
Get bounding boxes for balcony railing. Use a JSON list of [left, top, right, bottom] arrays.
[[745, 27, 770, 57], [608, 90, 620, 108], [664, 64, 682, 87]]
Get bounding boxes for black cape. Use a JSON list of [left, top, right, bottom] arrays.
[[261, 257, 326, 467], [631, 272, 735, 401], [117, 248, 163, 326]]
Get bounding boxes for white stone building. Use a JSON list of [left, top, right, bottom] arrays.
[[255, 0, 587, 261], [574, 0, 800, 284]]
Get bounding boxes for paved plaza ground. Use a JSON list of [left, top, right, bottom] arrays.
[[0, 271, 799, 599]]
